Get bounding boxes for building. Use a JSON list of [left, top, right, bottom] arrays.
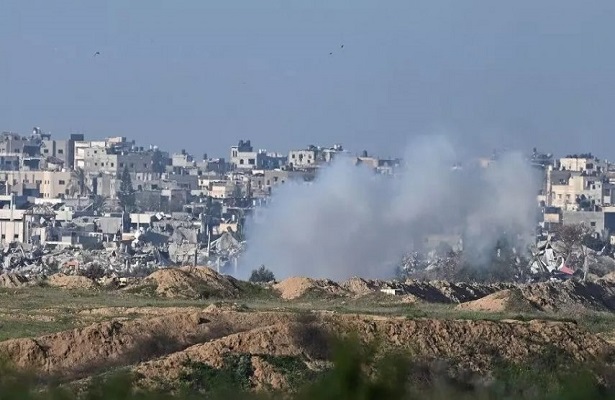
[[288, 149, 317, 168], [562, 210, 605, 237], [0, 170, 74, 198], [546, 166, 611, 210], [74, 140, 106, 169], [288, 144, 345, 169], [558, 155, 606, 174], [230, 140, 268, 170], [83, 148, 155, 176], [41, 133, 83, 170], [171, 151, 195, 168]]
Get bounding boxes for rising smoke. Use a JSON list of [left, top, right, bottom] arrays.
[[240, 136, 540, 280]]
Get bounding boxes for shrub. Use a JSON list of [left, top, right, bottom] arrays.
[[249, 266, 275, 283]]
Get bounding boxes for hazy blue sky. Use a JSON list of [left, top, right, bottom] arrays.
[[1, 1, 614, 159]]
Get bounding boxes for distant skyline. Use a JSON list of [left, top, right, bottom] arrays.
[[2, 1, 614, 159]]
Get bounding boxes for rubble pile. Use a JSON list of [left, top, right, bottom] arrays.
[[0, 239, 198, 282], [0, 273, 30, 288]]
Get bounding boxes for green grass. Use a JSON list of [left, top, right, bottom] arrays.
[[0, 317, 77, 341], [2, 285, 615, 343]]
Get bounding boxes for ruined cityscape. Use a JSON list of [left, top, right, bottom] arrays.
[[0, 127, 610, 284], [5, 1, 615, 398], [2, 127, 615, 398]]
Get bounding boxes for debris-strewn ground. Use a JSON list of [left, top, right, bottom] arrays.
[[3, 269, 615, 395], [0, 273, 29, 288]]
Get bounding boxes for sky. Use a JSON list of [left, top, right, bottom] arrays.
[[1, 1, 614, 159]]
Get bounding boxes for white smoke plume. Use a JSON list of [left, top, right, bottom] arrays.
[[240, 135, 540, 280]]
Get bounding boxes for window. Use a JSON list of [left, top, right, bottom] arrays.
[[94, 150, 98, 154], [1, 234, 5, 240], [94, 163, 98, 166], [591, 221, 597, 227], [130, 163, 134, 168], [239, 159, 245, 165], [232, 151, 237, 157], [43, 149, 49, 154], [120, 163, 124, 168], [13, 234, 18, 239], [59, 180, 65, 185], [58, 149, 63, 154], [110, 163, 114, 167], [274, 177, 278, 182], [248, 158, 255, 165], [266, 180, 270, 185], [292, 154, 295, 158]]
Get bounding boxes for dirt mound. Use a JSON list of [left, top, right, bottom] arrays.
[[131, 267, 240, 299], [134, 312, 613, 389], [0, 310, 295, 379], [179, 266, 241, 296], [336, 315, 612, 372], [400, 280, 512, 303], [457, 280, 615, 313], [513, 280, 615, 312], [273, 277, 347, 300], [341, 277, 380, 296], [46, 274, 97, 290], [456, 289, 535, 313], [1, 307, 611, 388], [0, 273, 29, 288]]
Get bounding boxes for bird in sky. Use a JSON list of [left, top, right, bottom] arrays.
[[93, 51, 100, 57], [341, 44, 344, 48], [329, 52, 333, 55]]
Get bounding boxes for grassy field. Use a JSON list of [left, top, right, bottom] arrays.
[[2, 286, 615, 342]]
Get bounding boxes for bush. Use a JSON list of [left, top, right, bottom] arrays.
[[81, 264, 106, 281], [249, 266, 275, 283]]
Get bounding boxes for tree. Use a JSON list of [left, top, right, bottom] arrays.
[[117, 167, 136, 212], [91, 195, 106, 214], [249, 265, 275, 283], [75, 168, 89, 196], [151, 148, 167, 174], [555, 223, 595, 280]]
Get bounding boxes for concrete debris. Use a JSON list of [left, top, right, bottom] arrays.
[[0, 218, 246, 282], [0, 241, 171, 280]]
